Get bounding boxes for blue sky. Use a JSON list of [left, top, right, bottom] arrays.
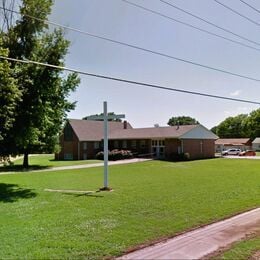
[[50, 0, 260, 128]]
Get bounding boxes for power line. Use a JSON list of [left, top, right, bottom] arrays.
[[159, 0, 260, 46], [239, 0, 260, 14], [121, 0, 260, 52], [1, 55, 260, 105], [1, 6, 260, 83], [213, 0, 260, 26]]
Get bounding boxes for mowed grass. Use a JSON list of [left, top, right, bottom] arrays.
[[1, 154, 100, 171], [216, 235, 260, 259], [0, 159, 259, 259]]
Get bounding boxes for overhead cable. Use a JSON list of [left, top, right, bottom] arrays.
[[239, 0, 260, 14], [213, 0, 260, 26], [1, 6, 260, 82], [121, 0, 260, 52], [159, 0, 260, 46], [1, 55, 260, 105]]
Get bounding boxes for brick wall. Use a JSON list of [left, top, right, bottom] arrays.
[[165, 139, 181, 159], [55, 133, 79, 160], [182, 139, 215, 159]]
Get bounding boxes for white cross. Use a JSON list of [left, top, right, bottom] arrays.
[[89, 101, 125, 190]]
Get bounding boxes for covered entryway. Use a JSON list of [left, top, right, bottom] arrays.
[[152, 139, 165, 159]]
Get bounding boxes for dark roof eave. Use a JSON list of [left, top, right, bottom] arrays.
[[109, 136, 180, 140]]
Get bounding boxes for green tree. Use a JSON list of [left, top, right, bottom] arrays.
[[210, 125, 217, 134], [244, 109, 260, 139], [215, 114, 248, 138], [83, 112, 122, 122], [0, 41, 21, 161], [1, 0, 80, 167], [167, 116, 199, 126]]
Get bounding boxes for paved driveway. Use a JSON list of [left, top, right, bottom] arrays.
[[0, 158, 151, 175], [223, 155, 260, 159]]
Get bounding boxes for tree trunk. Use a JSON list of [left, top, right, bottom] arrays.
[[23, 151, 29, 168]]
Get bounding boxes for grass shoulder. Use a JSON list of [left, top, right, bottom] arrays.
[[211, 233, 260, 259], [0, 154, 101, 172]]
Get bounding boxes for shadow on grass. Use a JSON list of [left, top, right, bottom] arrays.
[[0, 183, 37, 203], [62, 192, 104, 198], [0, 165, 51, 173]]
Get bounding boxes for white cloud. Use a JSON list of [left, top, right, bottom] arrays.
[[230, 90, 242, 96]]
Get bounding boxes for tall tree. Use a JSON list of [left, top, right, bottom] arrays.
[[0, 41, 21, 160], [244, 109, 260, 139], [1, 0, 80, 167], [168, 116, 199, 126], [215, 114, 248, 138]]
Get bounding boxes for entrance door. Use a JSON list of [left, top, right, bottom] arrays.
[[152, 140, 165, 159]]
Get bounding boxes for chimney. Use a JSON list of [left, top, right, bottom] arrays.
[[123, 120, 127, 129]]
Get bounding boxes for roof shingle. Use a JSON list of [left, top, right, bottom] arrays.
[[68, 119, 132, 141], [109, 125, 197, 140]]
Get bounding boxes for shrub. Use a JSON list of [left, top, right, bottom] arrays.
[[95, 151, 104, 160], [170, 152, 190, 161], [95, 149, 133, 161]]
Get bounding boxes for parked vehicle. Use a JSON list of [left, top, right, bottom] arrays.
[[221, 148, 241, 156], [239, 150, 256, 156]]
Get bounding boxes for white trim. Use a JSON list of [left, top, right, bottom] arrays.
[[180, 125, 218, 140]]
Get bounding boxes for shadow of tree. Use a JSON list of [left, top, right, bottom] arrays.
[[0, 165, 50, 173], [0, 184, 37, 203]]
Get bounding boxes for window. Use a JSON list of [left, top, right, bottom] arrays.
[[131, 140, 136, 148], [94, 141, 99, 149], [152, 140, 165, 147], [200, 141, 203, 153], [64, 153, 73, 160], [122, 140, 127, 149], [83, 142, 87, 150], [160, 147, 164, 156], [114, 140, 119, 148], [140, 140, 146, 148]]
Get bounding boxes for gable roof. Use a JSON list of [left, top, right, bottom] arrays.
[[109, 125, 199, 140], [68, 119, 132, 141], [215, 138, 251, 145], [252, 138, 260, 143], [68, 119, 217, 141]]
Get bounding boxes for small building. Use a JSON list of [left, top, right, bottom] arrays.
[[215, 138, 252, 153], [56, 119, 218, 160], [252, 138, 260, 151]]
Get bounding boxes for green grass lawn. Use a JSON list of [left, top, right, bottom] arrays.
[[0, 154, 100, 171], [215, 234, 260, 259], [0, 159, 259, 259]]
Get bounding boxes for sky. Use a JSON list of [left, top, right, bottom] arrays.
[[49, 0, 260, 129]]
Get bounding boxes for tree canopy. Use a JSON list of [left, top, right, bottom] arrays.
[[214, 114, 248, 138], [0, 0, 80, 167], [211, 109, 260, 139], [167, 116, 199, 126]]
